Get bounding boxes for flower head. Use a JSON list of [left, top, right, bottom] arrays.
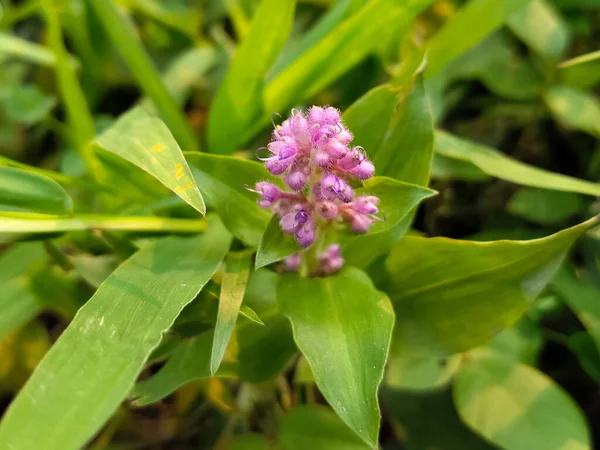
[[251, 106, 381, 275]]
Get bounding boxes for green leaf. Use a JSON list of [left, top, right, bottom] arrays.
[[211, 250, 253, 374], [94, 108, 205, 214], [0, 216, 231, 450], [566, 332, 600, 385], [280, 405, 370, 450], [508, 187, 585, 225], [454, 350, 591, 450], [0, 167, 73, 215], [265, 0, 434, 114], [256, 215, 302, 269], [435, 131, 600, 196], [558, 50, 600, 90], [279, 268, 394, 447], [507, 0, 569, 60], [544, 86, 600, 138], [384, 217, 597, 357], [69, 254, 119, 289], [1, 84, 55, 125], [431, 153, 490, 181], [207, 0, 296, 154], [186, 153, 271, 246], [0, 212, 206, 241], [239, 304, 264, 325], [87, 0, 199, 151], [552, 266, 600, 352], [131, 330, 236, 407], [486, 318, 543, 365], [425, 0, 532, 77]]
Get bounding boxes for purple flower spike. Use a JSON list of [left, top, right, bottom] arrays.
[[251, 106, 382, 275]]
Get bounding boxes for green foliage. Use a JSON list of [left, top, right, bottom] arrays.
[[1, 0, 600, 448]]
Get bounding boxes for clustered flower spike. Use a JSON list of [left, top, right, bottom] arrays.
[[250, 106, 381, 275]]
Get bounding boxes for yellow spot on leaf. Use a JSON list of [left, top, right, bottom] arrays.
[[152, 144, 165, 152], [175, 163, 184, 180]]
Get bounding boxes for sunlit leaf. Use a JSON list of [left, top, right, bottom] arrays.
[[545, 86, 600, 137], [454, 349, 591, 450], [94, 108, 205, 214]]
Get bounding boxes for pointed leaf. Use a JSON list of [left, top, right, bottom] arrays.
[[0, 216, 231, 450], [454, 350, 591, 450], [435, 131, 600, 196], [384, 217, 597, 357], [279, 268, 394, 447], [256, 215, 302, 269], [211, 250, 253, 374], [94, 108, 205, 214]]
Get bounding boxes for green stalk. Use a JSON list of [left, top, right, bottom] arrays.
[[42, 1, 95, 152], [87, 0, 199, 152], [0, 212, 207, 234]]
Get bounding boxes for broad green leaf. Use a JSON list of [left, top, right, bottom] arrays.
[[508, 188, 585, 225], [558, 50, 600, 90], [208, 0, 296, 154], [211, 250, 253, 374], [371, 80, 434, 184], [0, 212, 206, 241], [385, 354, 462, 391], [545, 86, 600, 137], [255, 215, 301, 269], [454, 350, 591, 450], [0, 167, 73, 215], [341, 79, 435, 268], [279, 268, 394, 447], [1, 84, 56, 124], [507, 0, 569, 60], [131, 331, 236, 407], [94, 108, 205, 214], [384, 217, 597, 357], [552, 267, 600, 352], [0, 242, 45, 284], [88, 0, 199, 151], [186, 153, 271, 246], [486, 318, 543, 365], [425, 0, 531, 77], [0, 217, 231, 450], [280, 405, 370, 450], [265, 0, 434, 114], [435, 131, 600, 196]]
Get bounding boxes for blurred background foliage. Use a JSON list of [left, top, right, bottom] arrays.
[[1, 0, 600, 448]]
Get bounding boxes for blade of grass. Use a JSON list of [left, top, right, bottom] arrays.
[[87, 0, 199, 152]]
